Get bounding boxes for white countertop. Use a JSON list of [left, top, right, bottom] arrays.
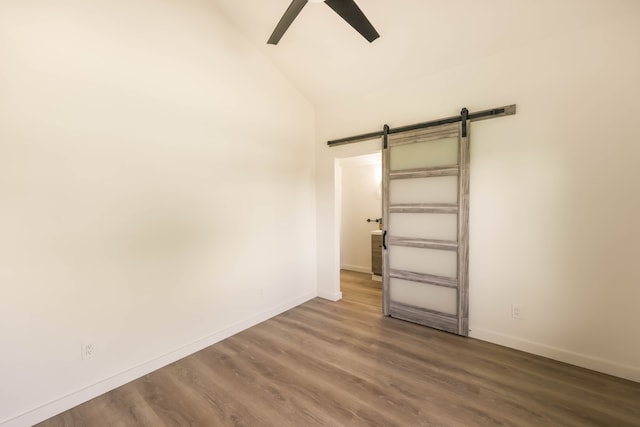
[[371, 230, 383, 235]]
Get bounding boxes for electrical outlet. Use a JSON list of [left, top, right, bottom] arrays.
[[82, 342, 96, 360], [511, 304, 524, 320]]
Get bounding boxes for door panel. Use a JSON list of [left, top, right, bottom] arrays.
[[389, 136, 458, 170], [388, 212, 458, 240], [389, 246, 457, 278], [388, 176, 458, 204], [389, 278, 458, 315], [382, 121, 470, 336]]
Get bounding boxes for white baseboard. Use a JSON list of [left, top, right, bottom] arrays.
[[470, 327, 640, 383], [2, 291, 317, 427], [340, 264, 371, 274], [318, 289, 343, 301]]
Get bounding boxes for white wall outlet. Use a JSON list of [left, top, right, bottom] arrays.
[[82, 342, 96, 360], [511, 304, 524, 320]]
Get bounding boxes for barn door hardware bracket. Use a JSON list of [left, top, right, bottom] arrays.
[[461, 107, 469, 137]]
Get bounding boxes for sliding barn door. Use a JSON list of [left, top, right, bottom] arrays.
[[382, 122, 469, 336]]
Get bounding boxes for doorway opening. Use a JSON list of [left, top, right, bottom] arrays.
[[336, 152, 383, 308]]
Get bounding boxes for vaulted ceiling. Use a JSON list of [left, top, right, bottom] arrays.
[[211, 0, 637, 106]]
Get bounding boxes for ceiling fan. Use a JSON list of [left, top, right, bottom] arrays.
[[267, 0, 380, 45]]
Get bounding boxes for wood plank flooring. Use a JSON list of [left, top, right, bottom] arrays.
[[39, 270, 640, 426]]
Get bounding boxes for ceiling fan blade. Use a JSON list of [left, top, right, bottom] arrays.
[[267, 0, 308, 45], [324, 0, 380, 43]]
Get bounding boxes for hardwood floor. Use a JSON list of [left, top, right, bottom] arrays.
[[39, 270, 640, 426]]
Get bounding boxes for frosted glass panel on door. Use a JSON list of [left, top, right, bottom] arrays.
[[389, 246, 457, 278], [389, 176, 458, 204], [389, 213, 457, 240], [390, 278, 457, 315], [389, 137, 458, 171]]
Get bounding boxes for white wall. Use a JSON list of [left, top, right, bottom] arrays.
[[340, 156, 382, 273], [0, 1, 316, 425], [316, 10, 640, 381]]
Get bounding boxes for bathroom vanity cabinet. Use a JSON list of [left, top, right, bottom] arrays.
[[371, 230, 382, 277]]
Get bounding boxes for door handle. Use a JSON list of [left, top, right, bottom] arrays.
[[382, 230, 387, 250]]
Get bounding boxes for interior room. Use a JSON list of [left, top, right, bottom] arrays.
[[1, 0, 639, 425], [338, 152, 382, 278]]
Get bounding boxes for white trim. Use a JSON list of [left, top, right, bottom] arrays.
[[2, 291, 317, 427], [470, 327, 640, 383], [332, 159, 343, 303], [340, 264, 371, 274], [338, 152, 381, 167], [318, 290, 343, 301]]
